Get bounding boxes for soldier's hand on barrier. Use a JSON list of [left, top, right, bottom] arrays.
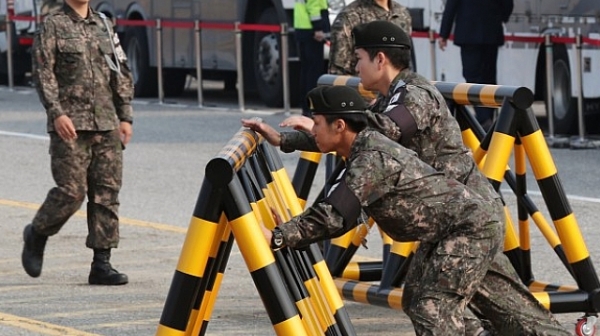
[[260, 223, 273, 246], [54, 115, 77, 141], [279, 115, 314, 132], [241, 118, 282, 146], [271, 207, 283, 226]]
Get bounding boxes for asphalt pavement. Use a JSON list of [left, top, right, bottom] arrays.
[[0, 84, 599, 335]]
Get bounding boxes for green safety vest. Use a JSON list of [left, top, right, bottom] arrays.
[[294, 0, 328, 30]]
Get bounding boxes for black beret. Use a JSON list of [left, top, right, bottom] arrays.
[[352, 20, 411, 50], [307, 86, 367, 115]]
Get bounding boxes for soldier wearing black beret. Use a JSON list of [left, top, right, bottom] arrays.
[[352, 20, 412, 50], [307, 86, 367, 116]]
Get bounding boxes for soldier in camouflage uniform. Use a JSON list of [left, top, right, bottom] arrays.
[[328, 0, 412, 76], [244, 21, 572, 336], [252, 85, 569, 335], [21, 0, 134, 286]]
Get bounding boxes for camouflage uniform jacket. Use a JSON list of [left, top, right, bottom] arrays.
[[328, 0, 412, 75], [279, 130, 504, 248], [280, 69, 499, 202], [32, 4, 134, 133]]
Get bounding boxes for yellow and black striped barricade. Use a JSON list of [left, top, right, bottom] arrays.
[[158, 123, 261, 335], [455, 104, 574, 283], [291, 151, 323, 209], [247, 148, 342, 336], [259, 142, 356, 336], [239, 166, 323, 336], [315, 75, 600, 322], [157, 125, 310, 336]]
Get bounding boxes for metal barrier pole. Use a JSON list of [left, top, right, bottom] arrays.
[[570, 31, 595, 149], [194, 20, 204, 108], [234, 22, 245, 112], [544, 34, 556, 139], [6, 0, 14, 90], [281, 23, 290, 114], [429, 29, 437, 81], [156, 18, 164, 104], [575, 32, 586, 141]]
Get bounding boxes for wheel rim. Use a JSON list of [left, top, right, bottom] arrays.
[[552, 58, 571, 120], [256, 33, 280, 86]]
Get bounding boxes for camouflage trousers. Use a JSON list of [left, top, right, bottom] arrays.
[[32, 130, 123, 249], [402, 224, 570, 335]]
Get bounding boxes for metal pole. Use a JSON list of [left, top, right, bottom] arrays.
[[575, 32, 586, 141], [6, 0, 14, 90], [429, 29, 437, 81], [234, 22, 245, 112], [544, 34, 555, 138], [194, 20, 204, 108], [156, 18, 164, 104], [280, 23, 290, 114]]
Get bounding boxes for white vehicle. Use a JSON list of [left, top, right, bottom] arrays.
[[400, 0, 600, 134], [83, 0, 346, 107]]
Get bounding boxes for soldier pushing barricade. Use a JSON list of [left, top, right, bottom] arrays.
[[243, 84, 571, 335]]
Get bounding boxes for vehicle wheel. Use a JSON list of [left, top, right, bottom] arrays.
[[575, 317, 597, 336], [544, 45, 577, 135], [254, 7, 285, 107], [124, 26, 157, 97], [163, 70, 188, 97]]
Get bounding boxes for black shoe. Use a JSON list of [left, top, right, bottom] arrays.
[[21, 224, 48, 278], [88, 249, 128, 285]]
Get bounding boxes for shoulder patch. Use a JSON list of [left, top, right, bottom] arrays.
[[388, 92, 401, 105]]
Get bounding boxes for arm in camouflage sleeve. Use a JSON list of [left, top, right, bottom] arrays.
[[32, 20, 63, 121], [365, 110, 402, 143], [109, 31, 134, 123], [279, 149, 394, 249], [279, 202, 347, 249], [280, 130, 320, 153], [328, 12, 354, 75]]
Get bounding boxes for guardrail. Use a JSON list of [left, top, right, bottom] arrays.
[[3, 13, 600, 143]]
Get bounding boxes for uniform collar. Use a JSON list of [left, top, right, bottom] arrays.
[[63, 3, 96, 23]]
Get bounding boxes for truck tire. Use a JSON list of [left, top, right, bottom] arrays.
[[545, 45, 577, 135], [124, 26, 156, 97], [253, 7, 287, 107]]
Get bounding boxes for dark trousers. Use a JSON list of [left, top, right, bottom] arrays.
[[297, 30, 324, 116], [460, 44, 499, 124]]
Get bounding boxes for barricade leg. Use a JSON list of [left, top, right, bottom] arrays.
[[157, 180, 224, 336], [223, 176, 309, 335], [260, 143, 356, 336], [241, 165, 323, 336], [518, 109, 600, 296]]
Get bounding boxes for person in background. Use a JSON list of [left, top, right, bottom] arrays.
[[247, 85, 569, 336], [294, 0, 330, 116], [438, 0, 514, 131], [328, 0, 411, 76], [22, 0, 134, 286]]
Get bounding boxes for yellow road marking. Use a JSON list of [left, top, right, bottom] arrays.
[[0, 198, 186, 234], [0, 312, 102, 336], [0, 197, 186, 335]]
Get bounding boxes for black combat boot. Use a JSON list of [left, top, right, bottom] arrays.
[[22, 224, 48, 277], [88, 249, 128, 285]]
